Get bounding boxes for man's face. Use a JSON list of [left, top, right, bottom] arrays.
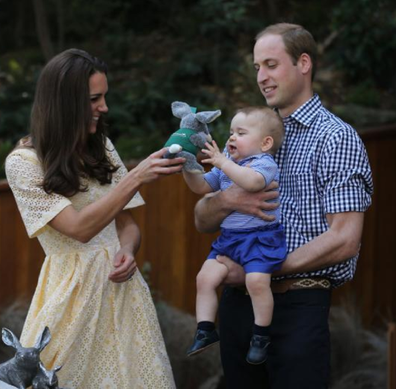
[[253, 34, 306, 118]]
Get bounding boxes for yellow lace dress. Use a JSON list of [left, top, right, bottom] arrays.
[[5, 139, 175, 389]]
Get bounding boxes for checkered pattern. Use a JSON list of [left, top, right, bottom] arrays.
[[274, 94, 373, 287]]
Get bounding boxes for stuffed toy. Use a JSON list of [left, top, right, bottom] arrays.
[[164, 101, 221, 174]]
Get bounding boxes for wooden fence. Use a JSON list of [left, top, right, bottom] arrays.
[[1, 124, 396, 327]]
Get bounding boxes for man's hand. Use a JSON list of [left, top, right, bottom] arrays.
[[216, 255, 245, 286], [195, 180, 280, 233], [224, 181, 279, 221]]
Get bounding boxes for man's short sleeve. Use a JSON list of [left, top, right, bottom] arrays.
[[319, 128, 373, 214]]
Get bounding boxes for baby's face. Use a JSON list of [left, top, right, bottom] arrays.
[[227, 112, 267, 161]]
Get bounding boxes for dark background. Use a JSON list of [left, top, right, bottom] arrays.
[[1, 0, 396, 176], [0, 3, 395, 387]]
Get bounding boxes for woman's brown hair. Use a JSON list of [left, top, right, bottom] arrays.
[[30, 48, 118, 196]]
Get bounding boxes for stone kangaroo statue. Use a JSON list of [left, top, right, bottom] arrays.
[[32, 362, 64, 389], [0, 327, 50, 389]]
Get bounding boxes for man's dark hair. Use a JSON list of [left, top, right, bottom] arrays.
[[256, 23, 318, 81]]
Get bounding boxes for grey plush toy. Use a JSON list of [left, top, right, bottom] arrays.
[[0, 327, 51, 389], [164, 101, 221, 174]]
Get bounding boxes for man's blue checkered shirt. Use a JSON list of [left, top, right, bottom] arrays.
[[274, 94, 373, 287]]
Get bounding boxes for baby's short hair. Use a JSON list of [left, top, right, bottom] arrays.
[[235, 106, 284, 154]]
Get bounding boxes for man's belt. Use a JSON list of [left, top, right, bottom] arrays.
[[271, 277, 331, 293], [234, 277, 331, 295]]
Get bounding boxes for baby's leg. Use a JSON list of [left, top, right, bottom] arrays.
[[245, 272, 273, 326], [187, 259, 226, 356], [245, 272, 273, 364], [196, 259, 229, 323]]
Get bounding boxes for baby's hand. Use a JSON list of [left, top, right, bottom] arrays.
[[201, 140, 228, 169]]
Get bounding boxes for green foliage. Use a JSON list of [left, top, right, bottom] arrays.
[[0, 56, 37, 144], [0, 0, 393, 179], [330, 0, 396, 91], [0, 61, 35, 178], [345, 81, 381, 108], [195, 0, 250, 34], [98, 0, 260, 159], [0, 140, 13, 178]]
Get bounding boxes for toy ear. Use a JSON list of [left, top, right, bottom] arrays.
[[171, 101, 192, 119], [38, 361, 47, 374], [196, 110, 221, 124], [34, 326, 51, 351], [2, 328, 21, 349]]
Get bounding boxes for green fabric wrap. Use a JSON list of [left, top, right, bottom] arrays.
[[164, 128, 199, 156]]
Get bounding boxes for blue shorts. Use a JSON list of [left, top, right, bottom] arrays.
[[208, 224, 287, 274]]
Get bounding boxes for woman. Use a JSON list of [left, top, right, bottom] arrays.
[[5, 49, 183, 388]]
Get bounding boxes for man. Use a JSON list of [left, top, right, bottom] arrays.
[[194, 23, 373, 389]]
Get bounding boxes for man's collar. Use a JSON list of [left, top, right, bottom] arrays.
[[282, 94, 322, 127]]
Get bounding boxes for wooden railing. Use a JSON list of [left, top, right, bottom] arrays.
[[0, 181, 44, 307], [0, 176, 219, 314], [1, 124, 396, 328]]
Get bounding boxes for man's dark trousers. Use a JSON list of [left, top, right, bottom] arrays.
[[218, 286, 331, 389]]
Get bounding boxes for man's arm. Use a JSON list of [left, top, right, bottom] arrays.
[[277, 211, 364, 275], [194, 181, 279, 233], [217, 211, 365, 285]]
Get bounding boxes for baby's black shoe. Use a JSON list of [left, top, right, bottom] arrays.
[[187, 329, 220, 356], [246, 334, 270, 365]]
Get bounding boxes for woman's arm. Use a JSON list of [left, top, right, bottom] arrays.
[[49, 148, 184, 242], [108, 210, 140, 283]]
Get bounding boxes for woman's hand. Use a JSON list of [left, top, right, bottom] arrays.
[[131, 148, 185, 185], [109, 244, 137, 283]]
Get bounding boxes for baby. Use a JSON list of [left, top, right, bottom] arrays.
[[183, 106, 287, 365]]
